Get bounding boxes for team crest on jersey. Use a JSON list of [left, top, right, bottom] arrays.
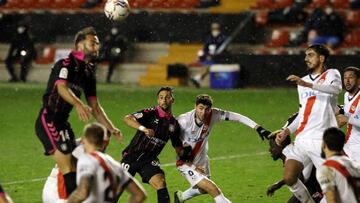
[[169, 124, 175, 132], [60, 143, 68, 151], [151, 160, 160, 167], [133, 112, 143, 119], [59, 68, 68, 79]]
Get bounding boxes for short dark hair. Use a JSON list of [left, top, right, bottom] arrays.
[[74, 26, 97, 48], [323, 127, 345, 152], [157, 86, 174, 98], [344, 66, 360, 78], [306, 44, 330, 61], [83, 123, 105, 148], [196, 94, 213, 107]]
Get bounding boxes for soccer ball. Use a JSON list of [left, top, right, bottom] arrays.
[[104, 0, 130, 22]]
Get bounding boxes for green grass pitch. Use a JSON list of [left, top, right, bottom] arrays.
[[0, 83, 341, 202]]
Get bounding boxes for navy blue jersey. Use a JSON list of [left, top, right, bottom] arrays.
[[122, 106, 182, 162], [41, 51, 97, 122]]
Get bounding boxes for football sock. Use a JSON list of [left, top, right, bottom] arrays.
[[288, 179, 315, 203], [182, 187, 202, 200], [157, 188, 170, 203], [63, 172, 77, 196], [214, 193, 231, 203]]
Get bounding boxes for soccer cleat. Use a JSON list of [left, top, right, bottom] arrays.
[[174, 190, 185, 203]]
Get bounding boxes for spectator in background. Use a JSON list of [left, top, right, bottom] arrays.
[[350, 0, 360, 9], [100, 26, 128, 83], [266, 0, 309, 24], [291, 3, 345, 48], [5, 22, 36, 82], [190, 22, 227, 88]]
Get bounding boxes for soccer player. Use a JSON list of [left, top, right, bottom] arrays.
[[0, 184, 13, 203], [336, 67, 360, 162], [35, 26, 122, 197], [174, 94, 271, 203], [317, 127, 360, 203], [67, 123, 146, 203], [276, 44, 342, 203], [121, 86, 185, 203], [266, 113, 322, 203]]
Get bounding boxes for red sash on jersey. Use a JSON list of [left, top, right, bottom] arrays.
[[90, 152, 118, 198], [57, 171, 68, 199], [324, 159, 360, 202], [346, 94, 360, 143], [295, 71, 328, 136], [190, 111, 213, 161]]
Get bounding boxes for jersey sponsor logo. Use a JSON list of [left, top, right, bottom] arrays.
[[133, 112, 143, 119], [301, 91, 316, 99], [59, 68, 68, 79], [169, 124, 175, 132]]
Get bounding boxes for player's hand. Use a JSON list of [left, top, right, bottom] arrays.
[[275, 128, 290, 146], [110, 127, 123, 143], [336, 114, 348, 128], [255, 125, 271, 140], [75, 102, 92, 122], [287, 75, 312, 88], [267, 181, 283, 197], [268, 129, 282, 139], [143, 128, 155, 137], [195, 166, 206, 175], [179, 146, 192, 162]]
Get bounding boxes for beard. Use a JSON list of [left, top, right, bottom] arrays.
[[321, 149, 326, 159]]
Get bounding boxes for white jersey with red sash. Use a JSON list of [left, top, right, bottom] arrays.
[[344, 90, 360, 145], [76, 151, 131, 203], [177, 108, 257, 166], [292, 69, 341, 141], [316, 155, 360, 203]]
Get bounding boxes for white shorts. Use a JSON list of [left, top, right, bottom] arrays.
[[282, 139, 324, 169], [42, 167, 67, 203], [177, 163, 210, 187], [344, 143, 360, 162]]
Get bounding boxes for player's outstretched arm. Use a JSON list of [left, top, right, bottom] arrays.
[[67, 176, 92, 203], [123, 114, 154, 137], [57, 83, 92, 122], [88, 98, 123, 143], [125, 178, 147, 203]]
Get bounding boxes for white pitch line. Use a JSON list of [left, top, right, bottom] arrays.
[[3, 151, 267, 186]]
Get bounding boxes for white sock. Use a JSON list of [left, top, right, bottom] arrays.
[[288, 179, 315, 203], [182, 187, 202, 201], [214, 193, 231, 203]]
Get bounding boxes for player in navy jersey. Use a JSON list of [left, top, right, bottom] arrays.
[[121, 86, 186, 203], [35, 27, 122, 197]]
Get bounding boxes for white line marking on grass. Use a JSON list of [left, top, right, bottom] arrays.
[[3, 151, 267, 185]]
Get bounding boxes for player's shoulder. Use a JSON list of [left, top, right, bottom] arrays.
[[326, 68, 341, 76]]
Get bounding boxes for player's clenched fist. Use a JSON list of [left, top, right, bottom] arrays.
[[275, 128, 290, 146]]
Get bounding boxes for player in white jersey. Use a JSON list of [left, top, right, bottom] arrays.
[[276, 44, 342, 203], [67, 123, 146, 203], [317, 127, 360, 203], [336, 67, 360, 162], [174, 94, 271, 203]]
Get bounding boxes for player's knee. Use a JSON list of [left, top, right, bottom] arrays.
[[198, 179, 220, 197], [283, 174, 298, 186], [149, 174, 166, 190]]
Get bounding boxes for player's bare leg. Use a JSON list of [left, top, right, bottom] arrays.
[[284, 159, 314, 203], [149, 173, 170, 203], [53, 150, 76, 196], [175, 179, 231, 203]]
